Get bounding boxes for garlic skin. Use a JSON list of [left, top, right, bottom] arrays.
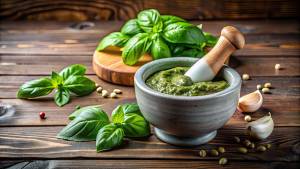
[[246, 113, 274, 140], [238, 90, 263, 113]]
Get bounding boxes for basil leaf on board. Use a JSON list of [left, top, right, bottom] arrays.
[[121, 19, 143, 35], [204, 32, 218, 47], [150, 36, 171, 60], [111, 103, 150, 137], [54, 87, 70, 107], [57, 106, 110, 141], [111, 103, 142, 123], [122, 113, 150, 137], [59, 64, 86, 81], [122, 33, 152, 65], [96, 32, 130, 51], [63, 75, 96, 96], [69, 105, 101, 120], [51, 71, 63, 87], [137, 9, 161, 32], [17, 77, 54, 99], [96, 123, 124, 152], [163, 22, 206, 45], [161, 15, 186, 26]]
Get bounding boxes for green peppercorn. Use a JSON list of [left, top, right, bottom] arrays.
[[250, 143, 255, 149], [210, 149, 219, 156], [238, 147, 248, 154], [234, 136, 240, 143], [219, 157, 228, 165], [218, 147, 226, 153], [199, 149, 207, 157], [266, 144, 271, 149], [243, 139, 251, 147], [256, 145, 267, 152]]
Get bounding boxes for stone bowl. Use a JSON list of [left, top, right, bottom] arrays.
[[134, 57, 241, 146]]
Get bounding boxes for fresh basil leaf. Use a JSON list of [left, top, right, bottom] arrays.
[[161, 15, 186, 26], [163, 22, 206, 45], [59, 64, 86, 81], [57, 106, 110, 141], [111, 103, 142, 123], [204, 32, 218, 47], [137, 9, 161, 32], [122, 33, 152, 65], [54, 87, 70, 107], [150, 36, 171, 60], [69, 105, 101, 120], [173, 47, 205, 58], [17, 77, 54, 99], [96, 123, 124, 152], [96, 32, 130, 51], [122, 113, 150, 137], [63, 75, 96, 96], [51, 71, 63, 87], [121, 19, 143, 35]]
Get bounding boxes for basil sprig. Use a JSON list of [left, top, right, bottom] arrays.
[[17, 64, 96, 107], [57, 103, 150, 152], [96, 9, 218, 65]]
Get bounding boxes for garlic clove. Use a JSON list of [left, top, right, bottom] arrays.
[[238, 90, 263, 113], [246, 113, 274, 140]]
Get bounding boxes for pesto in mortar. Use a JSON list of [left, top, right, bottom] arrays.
[[146, 67, 229, 96]]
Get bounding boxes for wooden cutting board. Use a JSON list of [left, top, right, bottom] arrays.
[[93, 47, 152, 86]]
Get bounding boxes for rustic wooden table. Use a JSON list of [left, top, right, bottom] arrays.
[[0, 20, 299, 169]]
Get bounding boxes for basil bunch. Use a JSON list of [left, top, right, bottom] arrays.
[[97, 9, 218, 65], [57, 103, 150, 152], [17, 64, 96, 107]]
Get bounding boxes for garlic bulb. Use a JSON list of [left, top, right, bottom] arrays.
[[237, 90, 263, 113], [246, 113, 274, 140]]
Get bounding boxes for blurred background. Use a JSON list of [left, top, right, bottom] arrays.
[[0, 0, 299, 21]]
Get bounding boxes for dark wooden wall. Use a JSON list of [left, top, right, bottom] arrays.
[[0, 0, 299, 21]]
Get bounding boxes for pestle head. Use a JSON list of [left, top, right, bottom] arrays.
[[221, 26, 245, 49]]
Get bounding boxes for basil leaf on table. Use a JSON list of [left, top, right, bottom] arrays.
[[122, 33, 152, 65], [150, 36, 171, 60], [161, 15, 186, 26], [96, 32, 130, 51], [163, 22, 206, 45], [121, 19, 143, 35], [17, 77, 54, 98], [57, 106, 110, 141], [51, 71, 63, 87], [111, 103, 150, 137], [137, 9, 161, 32], [63, 75, 96, 96], [69, 105, 101, 120], [96, 123, 124, 152], [59, 64, 86, 81], [54, 87, 70, 107]]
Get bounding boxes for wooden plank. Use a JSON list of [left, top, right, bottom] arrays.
[[0, 0, 299, 20], [1, 160, 300, 169], [0, 126, 299, 161], [1, 20, 299, 34]]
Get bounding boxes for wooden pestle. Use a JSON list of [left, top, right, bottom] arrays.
[[185, 26, 245, 82]]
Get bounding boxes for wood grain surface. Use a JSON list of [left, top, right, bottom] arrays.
[[0, 20, 299, 168], [0, 0, 299, 21]]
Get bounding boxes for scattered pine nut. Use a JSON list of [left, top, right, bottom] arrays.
[[242, 74, 250, 80], [275, 64, 281, 70], [113, 89, 122, 94], [244, 115, 252, 122], [234, 136, 241, 143], [101, 90, 108, 98], [256, 84, 262, 90], [262, 88, 270, 94], [219, 157, 228, 165], [110, 92, 118, 98], [96, 87, 103, 93], [264, 83, 272, 88], [199, 149, 207, 157]]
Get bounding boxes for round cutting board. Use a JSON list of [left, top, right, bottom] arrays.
[[93, 47, 152, 86]]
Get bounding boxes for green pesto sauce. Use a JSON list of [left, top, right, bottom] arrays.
[[146, 67, 229, 96]]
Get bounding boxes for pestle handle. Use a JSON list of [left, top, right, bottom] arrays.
[[185, 26, 245, 82]]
